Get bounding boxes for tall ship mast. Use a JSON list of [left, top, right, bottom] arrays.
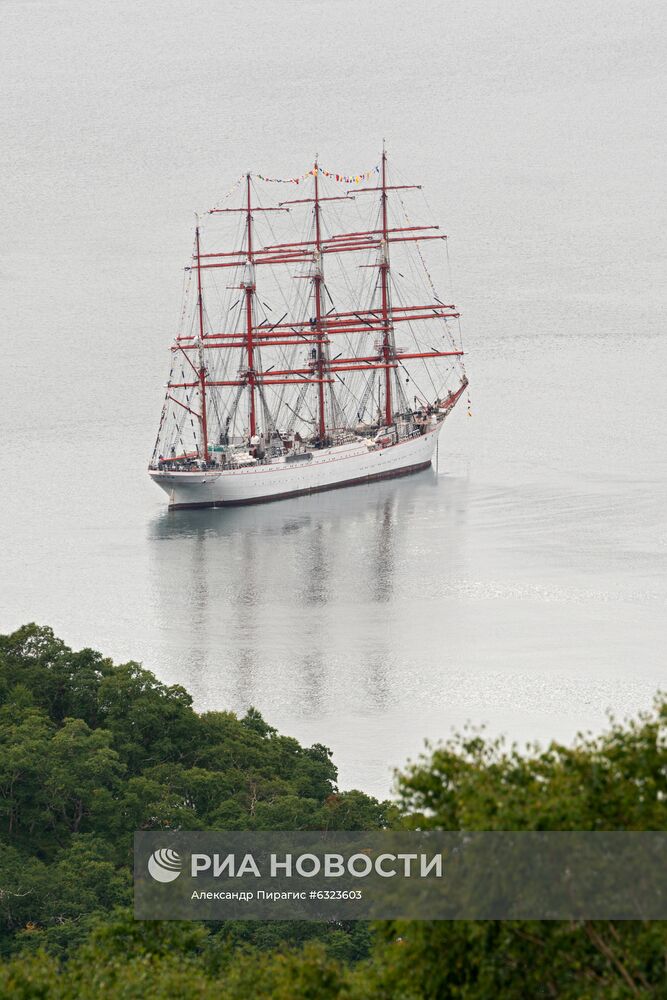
[[149, 149, 469, 508]]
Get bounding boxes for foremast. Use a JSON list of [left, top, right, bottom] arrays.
[[348, 144, 426, 428]]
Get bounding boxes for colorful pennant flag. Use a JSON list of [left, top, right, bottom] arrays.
[[254, 164, 380, 185]]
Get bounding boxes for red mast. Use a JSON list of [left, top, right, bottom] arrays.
[[244, 173, 257, 439], [380, 143, 393, 427], [279, 167, 350, 441], [195, 224, 209, 462], [209, 183, 289, 441], [313, 162, 326, 439]]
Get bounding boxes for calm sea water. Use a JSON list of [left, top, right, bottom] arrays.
[[1, 0, 665, 795]]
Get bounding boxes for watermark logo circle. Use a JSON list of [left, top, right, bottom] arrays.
[[148, 848, 183, 883]]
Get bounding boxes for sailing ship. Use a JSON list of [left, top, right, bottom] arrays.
[[149, 148, 468, 508]]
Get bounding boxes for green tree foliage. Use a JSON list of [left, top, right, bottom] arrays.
[[363, 713, 667, 999], [395, 713, 667, 831], [0, 625, 388, 964], [1, 624, 666, 997]]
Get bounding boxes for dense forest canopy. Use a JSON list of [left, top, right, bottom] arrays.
[[0, 625, 665, 998]]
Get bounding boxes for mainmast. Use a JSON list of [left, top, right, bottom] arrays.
[[313, 161, 326, 440], [278, 164, 350, 442], [379, 144, 394, 427], [243, 173, 257, 438], [195, 224, 210, 463]]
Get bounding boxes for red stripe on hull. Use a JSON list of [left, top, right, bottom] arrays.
[[167, 459, 434, 510]]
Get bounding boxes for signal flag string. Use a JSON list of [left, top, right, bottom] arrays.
[[208, 174, 245, 212], [254, 164, 380, 185]]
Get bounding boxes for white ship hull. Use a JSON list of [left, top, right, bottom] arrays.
[[150, 424, 442, 509]]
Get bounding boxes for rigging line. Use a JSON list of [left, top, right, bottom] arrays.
[[396, 357, 430, 405], [391, 234, 457, 368], [396, 189, 440, 298], [444, 238, 465, 356], [257, 201, 313, 328], [269, 381, 316, 427], [151, 402, 169, 462], [353, 312, 374, 328], [175, 266, 193, 341], [390, 272, 439, 398], [258, 200, 317, 419], [315, 204, 380, 419], [331, 369, 366, 411], [397, 188, 461, 358], [224, 383, 245, 435], [206, 206, 245, 362], [254, 383, 278, 435], [322, 182, 377, 304], [209, 386, 224, 435], [261, 311, 289, 337], [209, 173, 245, 212]]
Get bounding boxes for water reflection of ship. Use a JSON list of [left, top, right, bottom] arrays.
[[148, 469, 464, 716]]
